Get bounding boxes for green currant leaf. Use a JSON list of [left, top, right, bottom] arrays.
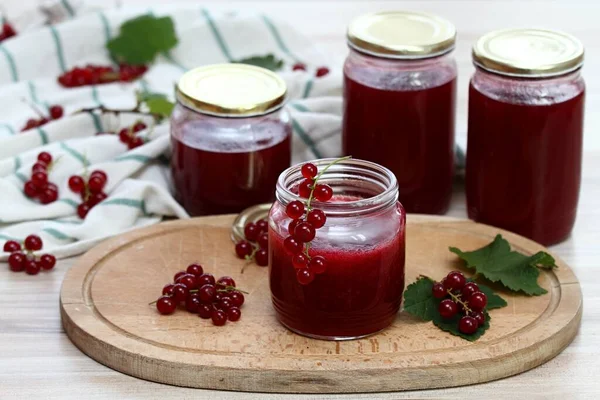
[[136, 91, 175, 120], [403, 277, 438, 322], [234, 54, 284, 71], [450, 235, 555, 296], [107, 15, 178, 65], [433, 310, 491, 342]]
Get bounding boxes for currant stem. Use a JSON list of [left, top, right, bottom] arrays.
[[217, 286, 249, 294], [22, 98, 47, 119], [305, 155, 352, 211], [446, 289, 473, 315]]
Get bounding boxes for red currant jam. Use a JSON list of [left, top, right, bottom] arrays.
[[171, 124, 291, 216], [269, 159, 406, 340], [466, 80, 584, 245]]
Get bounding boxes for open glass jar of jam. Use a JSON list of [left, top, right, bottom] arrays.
[[466, 29, 585, 245], [171, 64, 292, 216], [269, 158, 406, 340], [342, 11, 457, 214]]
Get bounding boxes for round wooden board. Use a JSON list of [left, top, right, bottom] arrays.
[[60, 215, 582, 393]]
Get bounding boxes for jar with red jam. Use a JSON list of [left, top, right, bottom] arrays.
[[171, 64, 292, 216], [342, 11, 457, 214], [269, 158, 406, 340], [467, 29, 585, 245]]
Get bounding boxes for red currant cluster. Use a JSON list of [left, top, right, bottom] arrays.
[[283, 162, 334, 285], [155, 263, 246, 326], [4, 235, 56, 275], [68, 170, 108, 218], [292, 63, 330, 78], [58, 64, 148, 88], [24, 151, 59, 204], [21, 105, 64, 131], [235, 219, 269, 267], [432, 271, 488, 335], [0, 23, 16, 42], [118, 121, 147, 149]]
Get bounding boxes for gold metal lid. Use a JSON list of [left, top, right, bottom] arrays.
[[231, 203, 271, 243], [347, 11, 456, 59], [176, 64, 287, 117], [473, 28, 584, 77]]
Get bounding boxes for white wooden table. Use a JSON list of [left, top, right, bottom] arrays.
[[1, 1, 599, 398]]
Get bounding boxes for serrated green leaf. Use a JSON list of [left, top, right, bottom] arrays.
[[145, 97, 174, 118], [234, 54, 284, 71], [450, 235, 555, 296], [107, 15, 178, 65], [403, 277, 437, 321], [433, 310, 491, 342]]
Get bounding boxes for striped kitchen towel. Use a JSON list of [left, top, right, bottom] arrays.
[[0, 2, 343, 259]]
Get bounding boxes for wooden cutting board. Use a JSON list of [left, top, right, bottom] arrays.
[[60, 214, 582, 393]]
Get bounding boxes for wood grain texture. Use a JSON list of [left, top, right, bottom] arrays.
[[2, 1, 600, 398], [59, 215, 581, 393]]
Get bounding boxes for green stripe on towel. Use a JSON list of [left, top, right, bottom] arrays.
[[37, 128, 49, 145], [28, 81, 49, 109], [61, 0, 75, 17], [115, 154, 152, 163], [0, 45, 18, 82], [290, 103, 310, 112], [290, 117, 322, 158], [13, 156, 21, 171], [43, 228, 77, 241], [60, 142, 88, 165], [1, 123, 15, 135], [100, 198, 148, 215], [261, 15, 301, 63], [49, 26, 67, 73], [59, 198, 79, 208], [15, 171, 28, 183], [201, 8, 234, 61]]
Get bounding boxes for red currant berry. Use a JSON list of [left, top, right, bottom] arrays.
[[77, 202, 91, 219], [444, 271, 466, 291], [49, 105, 64, 120], [283, 236, 302, 255], [68, 176, 85, 193], [24, 181, 39, 198], [197, 273, 216, 287], [292, 63, 307, 71], [244, 222, 260, 242], [211, 309, 227, 326], [25, 259, 40, 275], [162, 284, 175, 296], [172, 283, 188, 303], [24, 235, 43, 251], [256, 219, 268, 233], [292, 253, 308, 269], [32, 162, 47, 173], [39, 254, 56, 270], [176, 274, 198, 290], [296, 268, 315, 285], [255, 248, 268, 266], [37, 151, 53, 164], [227, 307, 242, 322], [88, 175, 106, 193], [308, 255, 327, 274], [3, 240, 21, 253], [293, 222, 316, 243], [257, 232, 269, 249], [307, 209, 326, 229], [39, 184, 59, 204], [198, 304, 213, 319], [118, 128, 131, 143], [8, 252, 26, 272], [217, 276, 236, 289], [286, 200, 305, 220], [229, 291, 245, 307], [461, 282, 479, 299], [468, 292, 487, 311], [128, 136, 144, 149], [88, 192, 107, 206], [198, 284, 217, 303], [185, 293, 202, 313], [298, 179, 313, 198], [288, 219, 303, 236], [432, 283, 447, 299], [217, 297, 233, 311], [31, 171, 48, 187], [314, 184, 333, 202], [471, 311, 486, 326], [186, 263, 204, 277], [90, 170, 108, 183], [301, 163, 318, 179], [438, 299, 458, 319], [133, 122, 147, 132], [235, 240, 252, 258], [459, 316, 479, 334], [315, 67, 330, 77], [22, 118, 40, 131], [156, 296, 177, 315], [173, 270, 187, 281]]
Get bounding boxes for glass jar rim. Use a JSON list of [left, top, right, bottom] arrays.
[[276, 158, 399, 216]]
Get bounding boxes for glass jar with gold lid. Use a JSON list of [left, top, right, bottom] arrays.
[[342, 11, 458, 215], [171, 63, 292, 216], [466, 29, 585, 245]]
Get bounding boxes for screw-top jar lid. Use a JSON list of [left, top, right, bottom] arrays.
[[347, 11, 456, 59], [472, 28, 584, 78], [176, 64, 287, 117]]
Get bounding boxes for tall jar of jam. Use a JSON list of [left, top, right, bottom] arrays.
[[269, 158, 406, 340], [171, 64, 292, 216], [342, 11, 457, 214], [466, 29, 585, 246]]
